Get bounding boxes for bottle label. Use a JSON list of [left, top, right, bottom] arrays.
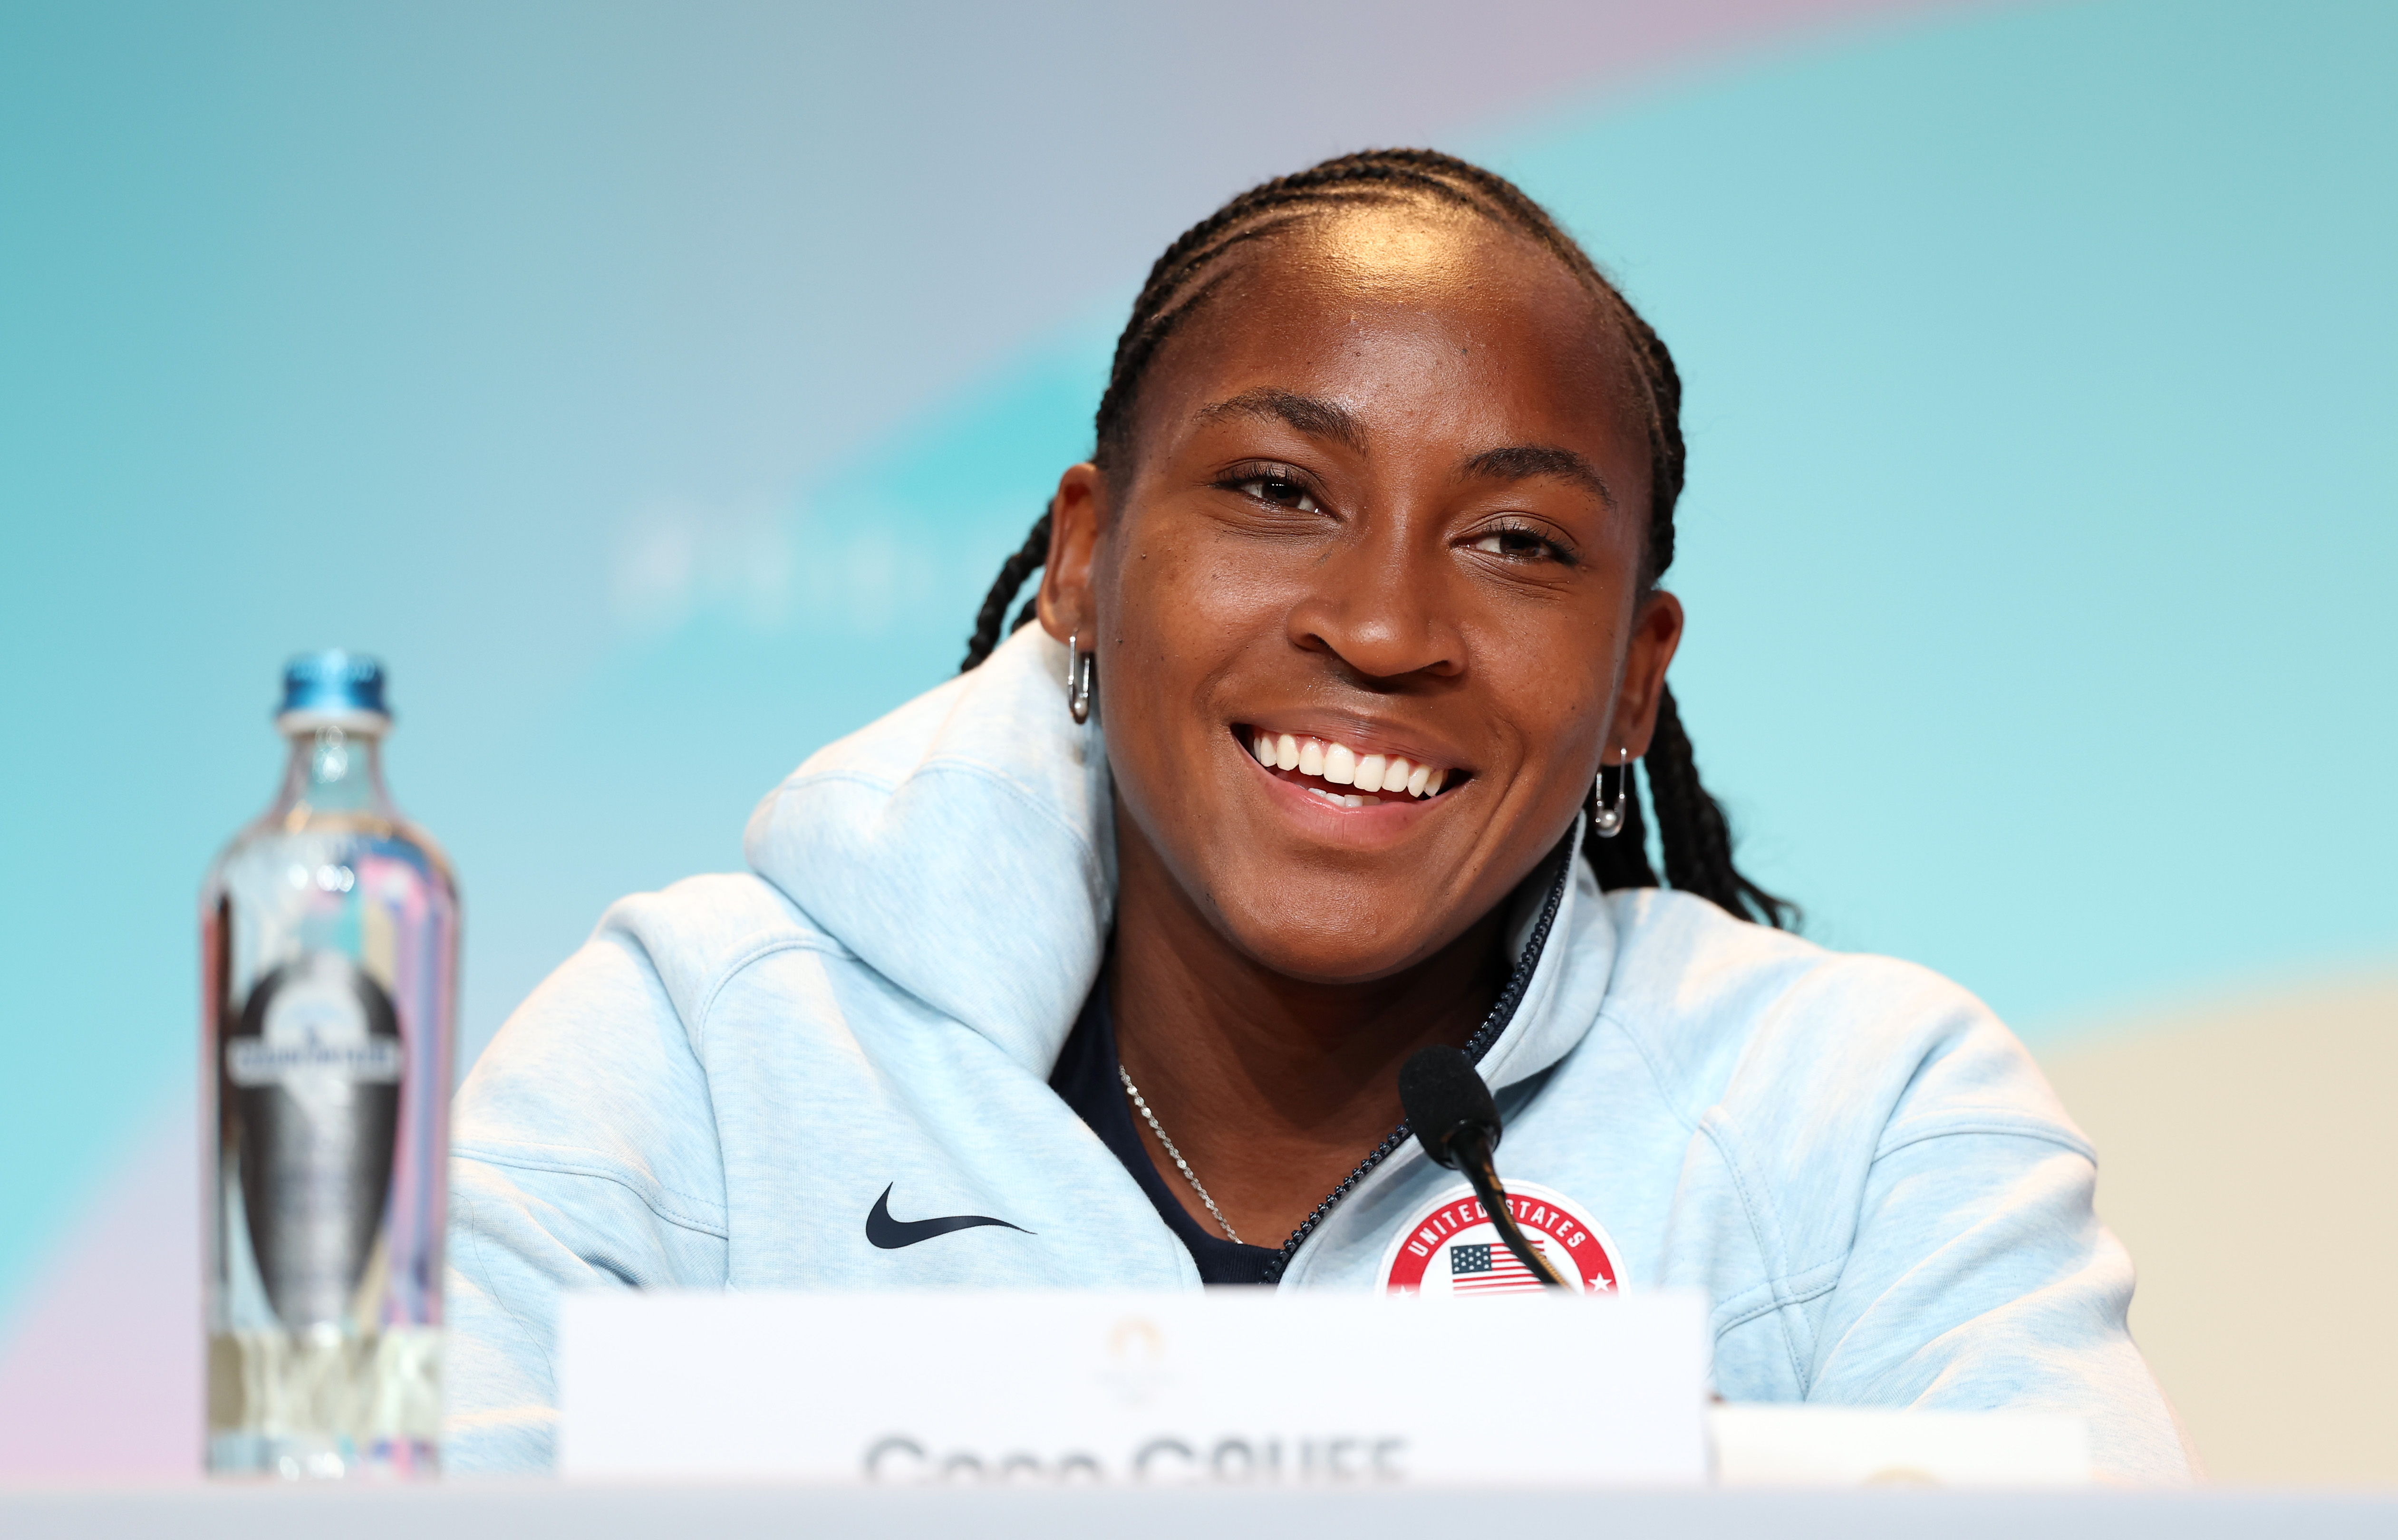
[[225, 952, 405, 1331], [227, 1038, 404, 1086]]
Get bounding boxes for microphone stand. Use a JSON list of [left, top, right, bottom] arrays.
[[1446, 1124, 1569, 1290], [1398, 1043, 1570, 1290]]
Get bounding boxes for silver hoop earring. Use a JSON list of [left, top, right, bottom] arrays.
[[1592, 745, 1630, 838], [1066, 631, 1095, 724]]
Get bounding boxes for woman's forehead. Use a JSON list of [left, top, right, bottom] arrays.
[[1285, 200, 1529, 289], [1137, 207, 1644, 461]]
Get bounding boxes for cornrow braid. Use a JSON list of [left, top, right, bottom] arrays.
[[1641, 687, 1798, 928], [961, 148, 1793, 928], [960, 510, 1051, 672]]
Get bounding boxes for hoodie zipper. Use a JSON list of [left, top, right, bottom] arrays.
[[1258, 836, 1576, 1284]]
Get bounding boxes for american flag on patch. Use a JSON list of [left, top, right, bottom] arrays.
[[1447, 1240, 1552, 1294]]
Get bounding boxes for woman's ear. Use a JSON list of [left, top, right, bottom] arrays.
[[1036, 462, 1106, 641], [1610, 588, 1685, 759]]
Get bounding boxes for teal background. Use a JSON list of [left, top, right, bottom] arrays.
[[0, 0, 2391, 1362]]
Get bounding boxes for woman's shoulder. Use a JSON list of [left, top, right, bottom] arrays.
[[460, 873, 842, 1107], [1602, 885, 1977, 1026], [1597, 886, 2082, 1157], [588, 869, 851, 999], [451, 872, 853, 1204]]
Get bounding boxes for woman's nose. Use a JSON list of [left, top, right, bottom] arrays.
[[1283, 518, 1464, 683]]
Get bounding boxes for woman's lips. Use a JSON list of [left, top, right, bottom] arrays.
[[1238, 726, 1461, 807]]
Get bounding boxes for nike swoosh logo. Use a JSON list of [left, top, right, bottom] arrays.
[[865, 1184, 1032, 1250]]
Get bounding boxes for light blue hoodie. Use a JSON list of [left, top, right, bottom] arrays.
[[445, 624, 2192, 1480]]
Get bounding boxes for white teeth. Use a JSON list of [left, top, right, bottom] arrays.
[[1309, 786, 1342, 805], [1254, 730, 1452, 800]]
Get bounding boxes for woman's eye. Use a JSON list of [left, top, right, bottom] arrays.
[[1470, 526, 1568, 563], [1236, 477, 1320, 512]]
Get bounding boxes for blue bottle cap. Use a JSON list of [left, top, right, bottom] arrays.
[[279, 650, 390, 721]]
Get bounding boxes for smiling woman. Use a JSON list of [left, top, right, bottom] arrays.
[[966, 152, 1793, 1264], [444, 151, 2193, 1482]]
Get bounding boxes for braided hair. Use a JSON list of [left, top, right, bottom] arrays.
[[959, 148, 1795, 928]]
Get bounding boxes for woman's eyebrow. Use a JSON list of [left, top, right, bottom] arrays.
[[1196, 387, 1367, 453], [1460, 443, 1617, 510]]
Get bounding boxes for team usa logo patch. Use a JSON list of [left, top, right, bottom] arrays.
[[1378, 1180, 1622, 1296]]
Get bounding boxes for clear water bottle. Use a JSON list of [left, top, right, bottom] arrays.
[[201, 653, 459, 1478]]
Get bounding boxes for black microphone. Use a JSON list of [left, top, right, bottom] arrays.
[[1397, 1046, 1568, 1290]]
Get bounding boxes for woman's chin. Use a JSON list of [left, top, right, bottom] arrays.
[[1202, 892, 1470, 989]]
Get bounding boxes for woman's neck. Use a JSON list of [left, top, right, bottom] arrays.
[[1106, 808, 1510, 1248]]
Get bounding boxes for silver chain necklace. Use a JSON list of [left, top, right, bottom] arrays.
[[1119, 1065, 1244, 1244]]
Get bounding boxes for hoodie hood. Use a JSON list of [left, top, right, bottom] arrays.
[[745, 623, 1115, 1074]]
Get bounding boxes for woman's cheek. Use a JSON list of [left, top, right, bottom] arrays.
[[1484, 638, 1614, 776]]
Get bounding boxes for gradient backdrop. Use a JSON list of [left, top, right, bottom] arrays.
[[1, 0, 2391, 1481]]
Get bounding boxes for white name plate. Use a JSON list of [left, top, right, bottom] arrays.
[[558, 1289, 1709, 1487]]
